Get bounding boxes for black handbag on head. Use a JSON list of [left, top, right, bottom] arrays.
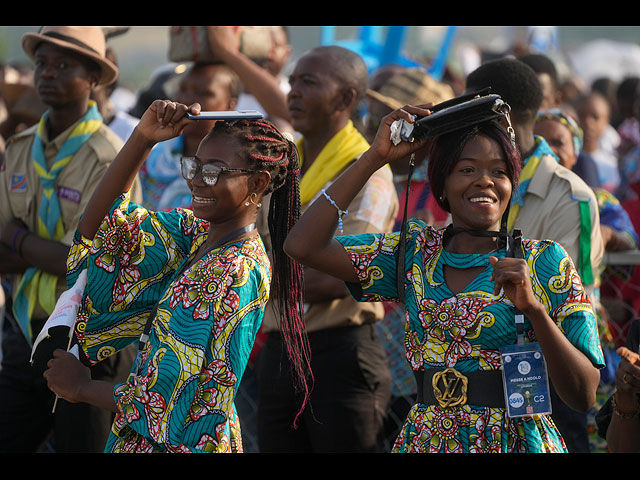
[[397, 88, 515, 143]]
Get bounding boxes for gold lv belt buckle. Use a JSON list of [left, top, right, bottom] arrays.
[[432, 368, 468, 408]]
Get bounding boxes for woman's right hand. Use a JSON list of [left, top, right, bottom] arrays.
[[135, 100, 201, 146], [364, 104, 433, 168]]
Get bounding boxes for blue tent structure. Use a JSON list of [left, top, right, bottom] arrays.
[[319, 26, 457, 81]]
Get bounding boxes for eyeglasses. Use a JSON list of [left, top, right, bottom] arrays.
[[180, 157, 264, 186]]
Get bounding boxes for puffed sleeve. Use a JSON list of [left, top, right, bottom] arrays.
[[66, 192, 208, 364], [335, 220, 436, 304], [526, 238, 606, 368]]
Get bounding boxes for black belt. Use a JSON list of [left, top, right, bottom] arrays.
[[414, 368, 505, 408]]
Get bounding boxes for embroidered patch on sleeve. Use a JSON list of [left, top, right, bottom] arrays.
[[10, 174, 27, 192]]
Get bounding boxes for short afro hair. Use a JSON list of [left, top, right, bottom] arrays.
[[519, 53, 558, 88], [466, 57, 543, 116]]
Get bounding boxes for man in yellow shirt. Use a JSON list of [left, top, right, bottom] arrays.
[[256, 46, 397, 453]]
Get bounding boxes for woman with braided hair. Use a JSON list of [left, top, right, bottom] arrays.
[[41, 99, 311, 453]]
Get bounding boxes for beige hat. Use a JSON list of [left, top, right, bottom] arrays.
[[22, 26, 119, 86], [366, 67, 454, 110]]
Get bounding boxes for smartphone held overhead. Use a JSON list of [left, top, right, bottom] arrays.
[[186, 110, 264, 120]]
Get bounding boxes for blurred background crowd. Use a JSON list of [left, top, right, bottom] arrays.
[[2, 25, 640, 453]]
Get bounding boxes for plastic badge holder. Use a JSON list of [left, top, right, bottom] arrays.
[[499, 342, 552, 417]]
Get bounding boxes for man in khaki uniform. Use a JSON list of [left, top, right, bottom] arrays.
[[256, 46, 397, 453], [0, 26, 140, 453]]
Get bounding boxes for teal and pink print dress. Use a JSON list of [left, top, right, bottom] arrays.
[[65, 192, 271, 453], [336, 220, 605, 453]]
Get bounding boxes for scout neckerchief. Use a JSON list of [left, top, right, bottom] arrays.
[[507, 136, 555, 232], [12, 100, 103, 344], [297, 120, 370, 205], [507, 135, 593, 284]]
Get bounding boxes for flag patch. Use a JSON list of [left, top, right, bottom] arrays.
[[10, 174, 27, 192]]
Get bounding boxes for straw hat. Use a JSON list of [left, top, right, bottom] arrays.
[[22, 26, 119, 86], [366, 67, 455, 110]]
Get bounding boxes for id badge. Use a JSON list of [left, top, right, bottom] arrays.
[[499, 342, 552, 418]]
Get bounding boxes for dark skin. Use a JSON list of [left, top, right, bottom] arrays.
[[0, 43, 100, 278], [173, 63, 238, 157], [534, 117, 635, 252], [510, 110, 537, 161], [206, 26, 290, 122], [606, 346, 640, 452], [285, 104, 600, 413], [43, 100, 270, 408], [286, 50, 362, 302]]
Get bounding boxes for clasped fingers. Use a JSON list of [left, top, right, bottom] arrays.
[[489, 256, 529, 288]]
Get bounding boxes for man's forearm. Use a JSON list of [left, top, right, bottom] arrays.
[[19, 232, 69, 277]]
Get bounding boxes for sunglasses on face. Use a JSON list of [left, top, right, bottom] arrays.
[[180, 157, 264, 186]]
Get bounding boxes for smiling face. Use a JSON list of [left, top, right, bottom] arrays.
[[443, 134, 513, 232], [187, 133, 264, 225]]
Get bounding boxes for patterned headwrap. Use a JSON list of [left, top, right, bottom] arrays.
[[536, 108, 584, 158]]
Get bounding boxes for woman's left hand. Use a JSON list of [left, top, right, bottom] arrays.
[[489, 256, 541, 313]]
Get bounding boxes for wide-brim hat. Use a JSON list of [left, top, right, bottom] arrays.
[[366, 67, 455, 111], [22, 26, 119, 86]]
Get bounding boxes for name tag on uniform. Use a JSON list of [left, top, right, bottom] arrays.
[[499, 342, 552, 418], [57, 186, 82, 204]]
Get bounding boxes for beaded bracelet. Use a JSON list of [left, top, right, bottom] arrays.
[[612, 392, 640, 419], [321, 188, 348, 235]]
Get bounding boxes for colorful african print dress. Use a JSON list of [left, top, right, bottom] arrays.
[[336, 220, 605, 453], [65, 192, 271, 453]]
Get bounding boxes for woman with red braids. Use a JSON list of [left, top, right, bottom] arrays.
[[41, 100, 311, 453]]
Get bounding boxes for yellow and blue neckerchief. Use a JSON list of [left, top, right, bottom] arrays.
[[508, 135, 593, 285], [12, 100, 103, 343]]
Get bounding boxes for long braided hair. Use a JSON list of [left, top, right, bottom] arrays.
[[209, 118, 312, 424]]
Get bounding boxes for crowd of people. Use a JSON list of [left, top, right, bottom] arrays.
[[0, 25, 639, 454]]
